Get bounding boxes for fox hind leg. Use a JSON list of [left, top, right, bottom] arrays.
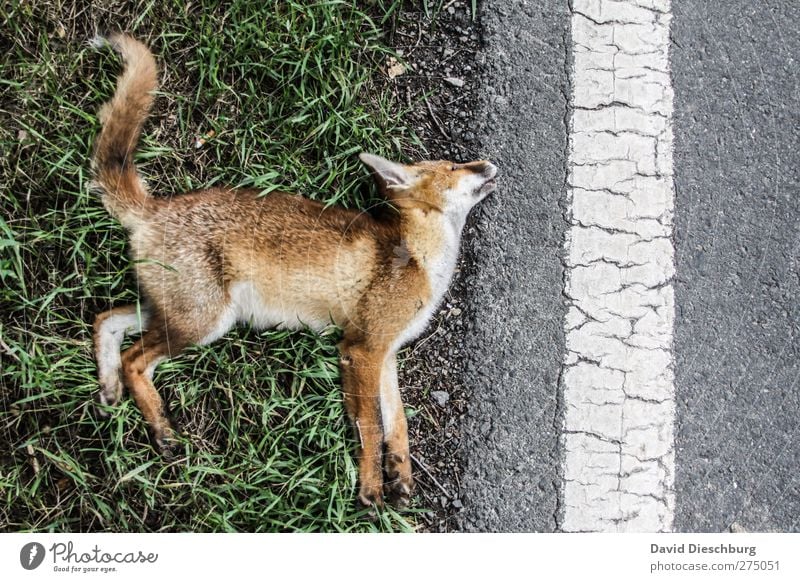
[[93, 304, 150, 412], [120, 322, 187, 458]]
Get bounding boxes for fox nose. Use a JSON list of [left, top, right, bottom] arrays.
[[464, 160, 497, 178], [473, 161, 498, 198], [482, 162, 498, 180]]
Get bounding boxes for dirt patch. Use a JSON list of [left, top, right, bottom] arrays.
[[381, 1, 485, 532]]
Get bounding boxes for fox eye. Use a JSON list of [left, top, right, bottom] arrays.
[[450, 165, 457, 171]]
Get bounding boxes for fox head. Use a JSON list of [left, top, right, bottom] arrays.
[[359, 153, 497, 226]]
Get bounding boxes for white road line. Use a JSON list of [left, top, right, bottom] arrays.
[[562, 0, 676, 532]]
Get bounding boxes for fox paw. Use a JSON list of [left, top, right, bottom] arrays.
[[384, 453, 414, 509], [358, 481, 385, 511], [155, 428, 179, 460], [384, 478, 413, 509], [96, 372, 124, 416]]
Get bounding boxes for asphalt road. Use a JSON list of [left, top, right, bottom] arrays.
[[456, 0, 799, 532], [671, 0, 800, 532], [457, 0, 569, 532]]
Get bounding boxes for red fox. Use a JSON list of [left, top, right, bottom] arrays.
[[90, 33, 497, 508]]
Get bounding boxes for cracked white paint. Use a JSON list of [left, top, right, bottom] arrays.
[[563, 0, 676, 532]]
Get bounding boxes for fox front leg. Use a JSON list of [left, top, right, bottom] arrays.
[[380, 354, 413, 508], [339, 341, 386, 508]]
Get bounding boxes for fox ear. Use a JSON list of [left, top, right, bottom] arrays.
[[359, 153, 414, 194]]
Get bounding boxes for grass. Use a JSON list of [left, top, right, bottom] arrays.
[[0, 0, 421, 532]]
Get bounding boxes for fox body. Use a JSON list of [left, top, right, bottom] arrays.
[[91, 34, 497, 508]]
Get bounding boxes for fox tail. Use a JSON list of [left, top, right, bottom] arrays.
[[90, 33, 157, 227]]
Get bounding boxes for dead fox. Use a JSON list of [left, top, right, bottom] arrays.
[[90, 33, 497, 508]]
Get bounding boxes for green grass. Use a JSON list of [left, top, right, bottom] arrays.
[[0, 0, 420, 532]]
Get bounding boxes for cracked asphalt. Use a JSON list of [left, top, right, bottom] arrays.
[[457, 0, 569, 532], [454, 0, 799, 532]]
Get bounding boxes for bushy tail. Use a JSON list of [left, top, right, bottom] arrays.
[[91, 33, 157, 226]]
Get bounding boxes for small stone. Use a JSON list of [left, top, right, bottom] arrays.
[[386, 57, 406, 79], [452, 499, 463, 509], [444, 77, 465, 87], [431, 390, 450, 406]]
